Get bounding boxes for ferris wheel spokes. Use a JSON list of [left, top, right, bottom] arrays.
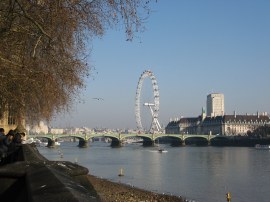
[[143, 102, 162, 133], [135, 70, 162, 133]]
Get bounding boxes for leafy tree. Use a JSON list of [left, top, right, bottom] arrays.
[[252, 125, 270, 138], [0, 0, 155, 124]]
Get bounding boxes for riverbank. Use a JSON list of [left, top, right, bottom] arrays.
[[87, 174, 185, 202]]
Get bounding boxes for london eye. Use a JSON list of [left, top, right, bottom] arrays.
[[135, 70, 161, 133]]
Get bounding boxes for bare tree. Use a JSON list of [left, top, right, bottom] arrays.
[[0, 0, 155, 124]]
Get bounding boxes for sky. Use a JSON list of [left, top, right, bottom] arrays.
[[53, 0, 270, 130]]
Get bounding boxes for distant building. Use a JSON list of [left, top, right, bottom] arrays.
[[64, 127, 93, 134], [165, 112, 270, 136], [28, 121, 49, 134], [207, 93, 224, 117], [49, 128, 64, 134], [166, 93, 270, 135]]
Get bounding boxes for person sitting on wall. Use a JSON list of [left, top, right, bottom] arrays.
[[5, 130, 15, 147], [0, 128, 8, 160], [20, 132, 26, 143], [4, 130, 16, 163], [0, 128, 5, 136], [13, 124, 27, 145], [13, 132, 23, 145], [4, 129, 26, 163]]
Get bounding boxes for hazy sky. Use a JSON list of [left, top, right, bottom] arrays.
[[53, 0, 270, 129]]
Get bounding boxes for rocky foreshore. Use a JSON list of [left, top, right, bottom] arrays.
[[87, 175, 185, 202]]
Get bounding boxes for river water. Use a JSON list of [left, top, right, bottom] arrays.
[[37, 142, 270, 202]]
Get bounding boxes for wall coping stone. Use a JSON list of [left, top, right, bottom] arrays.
[[0, 144, 100, 202]]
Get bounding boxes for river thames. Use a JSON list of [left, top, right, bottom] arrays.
[[37, 142, 270, 202]]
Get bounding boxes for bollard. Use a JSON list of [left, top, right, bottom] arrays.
[[118, 168, 124, 176], [226, 192, 231, 202]]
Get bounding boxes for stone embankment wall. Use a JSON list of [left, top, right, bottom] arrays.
[[0, 144, 100, 202], [211, 137, 270, 146]]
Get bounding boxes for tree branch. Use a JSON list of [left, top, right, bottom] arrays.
[[0, 54, 23, 68], [32, 35, 42, 58], [14, 0, 51, 39]]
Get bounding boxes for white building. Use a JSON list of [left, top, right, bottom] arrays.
[[166, 112, 270, 136], [50, 128, 64, 134], [28, 121, 49, 134], [207, 93, 224, 117], [64, 127, 93, 134]]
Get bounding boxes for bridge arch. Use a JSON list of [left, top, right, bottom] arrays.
[[210, 136, 231, 146], [106, 136, 121, 147], [89, 134, 121, 147], [184, 136, 209, 146], [155, 136, 184, 146], [37, 134, 89, 148], [138, 136, 154, 146]]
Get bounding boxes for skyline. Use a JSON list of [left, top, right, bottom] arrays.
[[53, 0, 270, 129]]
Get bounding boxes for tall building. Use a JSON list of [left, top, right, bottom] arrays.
[[207, 93, 224, 117]]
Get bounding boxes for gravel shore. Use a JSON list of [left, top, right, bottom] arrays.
[[87, 175, 185, 202]]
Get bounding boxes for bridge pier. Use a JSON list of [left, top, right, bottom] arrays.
[[47, 139, 56, 148], [143, 140, 155, 147], [111, 139, 122, 147], [170, 139, 184, 147], [78, 139, 88, 148]]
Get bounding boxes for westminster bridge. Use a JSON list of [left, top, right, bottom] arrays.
[[33, 133, 222, 148]]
